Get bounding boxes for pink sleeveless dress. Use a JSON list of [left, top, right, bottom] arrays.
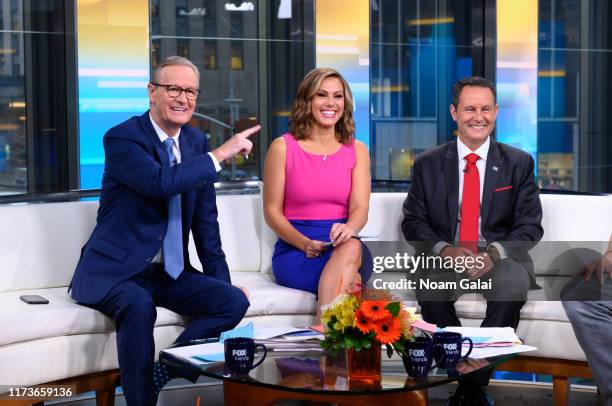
[[283, 133, 355, 219], [272, 133, 370, 294]]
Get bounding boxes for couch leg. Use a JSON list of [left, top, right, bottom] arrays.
[[552, 375, 569, 406], [95, 388, 116, 406]]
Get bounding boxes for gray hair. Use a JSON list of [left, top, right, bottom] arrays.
[[150, 56, 200, 84]]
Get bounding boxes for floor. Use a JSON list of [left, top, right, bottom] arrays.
[[49, 378, 601, 406]]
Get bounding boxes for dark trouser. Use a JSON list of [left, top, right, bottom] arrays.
[[90, 264, 250, 406], [419, 300, 525, 332], [418, 258, 531, 387]]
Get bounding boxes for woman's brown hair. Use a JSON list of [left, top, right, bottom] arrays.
[[289, 67, 355, 144]]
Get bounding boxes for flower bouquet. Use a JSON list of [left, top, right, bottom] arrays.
[[320, 290, 417, 383]]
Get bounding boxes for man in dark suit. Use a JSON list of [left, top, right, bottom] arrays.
[[70, 56, 259, 406], [402, 76, 543, 405]]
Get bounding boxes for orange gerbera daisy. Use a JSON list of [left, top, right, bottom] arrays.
[[354, 309, 375, 334], [398, 309, 414, 339], [360, 301, 391, 320], [373, 317, 401, 344]]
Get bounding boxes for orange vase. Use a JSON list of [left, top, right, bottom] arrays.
[[325, 341, 382, 389], [347, 341, 382, 382]]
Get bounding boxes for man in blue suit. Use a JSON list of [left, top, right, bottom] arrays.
[[70, 56, 259, 406]]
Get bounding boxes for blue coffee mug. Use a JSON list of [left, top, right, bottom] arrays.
[[432, 331, 473, 369], [224, 337, 267, 376], [402, 337, 443, 377]]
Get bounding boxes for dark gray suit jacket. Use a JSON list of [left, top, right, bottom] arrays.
[[402, 138, 543, 286]]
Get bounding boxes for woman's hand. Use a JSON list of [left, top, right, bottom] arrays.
[[305, 240, 328, 258], [330, 223, 355, 246]]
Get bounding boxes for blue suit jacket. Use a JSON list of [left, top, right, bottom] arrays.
[[71, 112, 230, 304]]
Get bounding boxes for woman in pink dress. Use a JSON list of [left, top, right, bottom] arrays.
[[263, 67, 372, 321]]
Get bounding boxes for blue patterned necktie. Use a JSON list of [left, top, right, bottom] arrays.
[[162, 138, 184, 279]]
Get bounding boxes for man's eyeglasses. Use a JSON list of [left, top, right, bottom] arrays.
[[150, 83, 201, 100]]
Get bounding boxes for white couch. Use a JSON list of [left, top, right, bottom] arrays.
[[1, 192, 612, 405]]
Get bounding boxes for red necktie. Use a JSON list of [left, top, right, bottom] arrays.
[[460, 153, 480, 253]]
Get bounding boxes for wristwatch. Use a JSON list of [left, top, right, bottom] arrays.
[[486, 245, 502, 264]]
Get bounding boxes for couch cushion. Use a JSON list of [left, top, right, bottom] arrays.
[[189, 194, 261, 272], [540, 194, 612, 241], [0, 201, 99, 292], [259, 187, 277, 274], [454, 297, 570, 323], [0, 288, 187, 347], [0, 195, 264, 295], [513, 319, 586, 360], [0, 274, 317, 347], [0, 326, 184, 387], [361, 192, 406, 241], [232, 273, 317, 316]]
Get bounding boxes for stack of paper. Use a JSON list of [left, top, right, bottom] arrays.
[[412, 319, 437, 333], [255, 339, 323, 352], [442, 327, 522, 347], [219, 322, 254, 342], [254, 325, 324, 352], [253, 325, 324, 341], [163, 323, 325, 365], [164, 342, 225, 364]]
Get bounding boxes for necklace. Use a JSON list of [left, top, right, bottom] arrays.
[[322, 144, 338, 161], [300, 138, 335, 161], [321, 143, 336, 162]]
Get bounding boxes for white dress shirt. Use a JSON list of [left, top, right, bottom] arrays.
[[149, 113, 222, 171], [150, 114, 182, 163]]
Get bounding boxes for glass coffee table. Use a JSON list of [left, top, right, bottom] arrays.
[[160, 339, 516, 406]]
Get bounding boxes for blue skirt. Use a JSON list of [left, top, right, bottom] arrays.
[[272, 219, 373, 294]]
